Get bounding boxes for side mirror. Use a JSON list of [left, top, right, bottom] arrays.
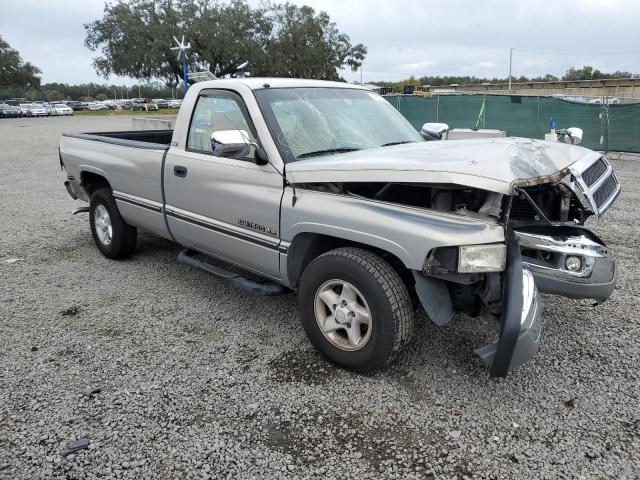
[[211, 129, 253, 158], [563, 127, 583, 145], [210, 129, 268, 164], [421, 122, 450, 141]]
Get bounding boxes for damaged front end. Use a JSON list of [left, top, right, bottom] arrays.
[[289, 144, 619, 377], [416, 233, 541, 377], [508, 152, 619, 302], [413, 152, 619, 376]]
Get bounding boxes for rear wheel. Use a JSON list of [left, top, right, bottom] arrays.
[[89, 188, 137, 259], [298, 247, 414, 372]]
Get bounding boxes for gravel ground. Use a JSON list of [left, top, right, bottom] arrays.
[[0, 115, 638, 479]]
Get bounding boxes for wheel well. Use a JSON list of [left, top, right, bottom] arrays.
[[287, 233, 415, 294], [81, 172, 111, 196]]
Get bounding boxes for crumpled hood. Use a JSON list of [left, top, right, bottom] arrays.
[[286, 137, 595, 194]]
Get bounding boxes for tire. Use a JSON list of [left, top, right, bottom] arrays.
[[89, 187, 137, 259], [298, 247, 414, 372]]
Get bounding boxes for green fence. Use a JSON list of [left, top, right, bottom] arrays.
[[385, 94, 640, 153]]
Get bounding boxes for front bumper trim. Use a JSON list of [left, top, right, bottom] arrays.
[[515, 227, 616, 302], [476, 236, 542, 377]]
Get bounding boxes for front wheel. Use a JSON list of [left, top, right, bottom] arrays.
[[298, 247, 414, 372], [89, 188, 137, 259]]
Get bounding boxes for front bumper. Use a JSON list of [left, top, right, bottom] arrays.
[[515, 226, 616, 302], [475, 238, 541, 377]]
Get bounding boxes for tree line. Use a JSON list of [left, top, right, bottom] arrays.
[[0, 80, 181, 102], [373, 66, 637, 89]]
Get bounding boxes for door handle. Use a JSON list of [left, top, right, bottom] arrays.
[[174, 165, 188, 177]]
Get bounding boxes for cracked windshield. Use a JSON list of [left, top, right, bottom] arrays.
[[256, 87, 423, 161]]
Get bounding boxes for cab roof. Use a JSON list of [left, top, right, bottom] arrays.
[[195, 77, 369, 91]]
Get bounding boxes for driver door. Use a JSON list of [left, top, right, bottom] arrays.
[[163, 89, 284, 279]]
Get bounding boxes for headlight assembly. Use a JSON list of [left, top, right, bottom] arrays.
[[458, 243, 507, 273]]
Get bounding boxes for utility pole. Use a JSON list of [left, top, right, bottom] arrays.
[[508, 47, 513, 91], [360, 63, 363, 85]]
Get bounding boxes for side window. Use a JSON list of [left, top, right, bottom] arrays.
[[187, 92, 256, 159]]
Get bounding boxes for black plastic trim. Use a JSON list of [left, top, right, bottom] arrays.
[[531, 268, 616, 302], [490, 231, 524, 377], [112, 194, 162, 213], [166, 210, 279, 251], [62, 132, 171, 151]]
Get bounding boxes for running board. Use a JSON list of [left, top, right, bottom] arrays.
[[177, 248, 289, 296]]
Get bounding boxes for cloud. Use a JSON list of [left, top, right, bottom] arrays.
[[402, 61, 436, 70], [1, 0, 639, 84]]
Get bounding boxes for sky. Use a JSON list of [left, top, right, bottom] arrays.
[[1, 0, 639, 85]]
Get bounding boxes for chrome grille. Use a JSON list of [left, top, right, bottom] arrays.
[[581, 158, 607, 187], [593, 175, 618, 209], [569, 153, 620, 218]]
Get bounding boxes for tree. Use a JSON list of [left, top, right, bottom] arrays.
[[0, 35, 41, 88], [529, 73, 559, 82], [259, 3, 366, 79], [84, 0, 367, 84], [562, 65, 634, 81], [84, 0, 186, 85], [190, 0, 272, 77], [563, 65, 599, 81]]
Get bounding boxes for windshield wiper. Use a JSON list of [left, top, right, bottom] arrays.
[[381, 140, 416, 147], [296, 147, 361, 159]]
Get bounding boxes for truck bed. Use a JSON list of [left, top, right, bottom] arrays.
[[60, 129, 174, 239]]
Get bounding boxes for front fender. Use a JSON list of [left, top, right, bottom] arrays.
[[281, 188, 505, 271]]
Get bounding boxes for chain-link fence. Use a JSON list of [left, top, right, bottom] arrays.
[[384, 93, 640, 153]]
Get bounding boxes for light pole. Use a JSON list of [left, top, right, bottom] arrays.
[[171, 35, 191, 95], [508, 47, 513, 91]]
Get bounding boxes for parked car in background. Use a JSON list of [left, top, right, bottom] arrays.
[[46, 103, 61, 115], [67, 101, 86, 111], [167, 99, 182, 108], [102, 101, 118, 110], [18, 103, 32, 116], [85, 102, 105, 111], [131, 99, 159, 111], [0, 104, 21, 118], [48, 103, 74, 116], [25, 103, 48, 117], [151, 98, 169, 109]]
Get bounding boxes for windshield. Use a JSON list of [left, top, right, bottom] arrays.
[[255, 87, 423, 162]]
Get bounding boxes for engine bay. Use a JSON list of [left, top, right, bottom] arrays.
[[299, 180, 591, 226]]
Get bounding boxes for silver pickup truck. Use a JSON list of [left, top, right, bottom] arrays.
[[60, 78, 620, 376]]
